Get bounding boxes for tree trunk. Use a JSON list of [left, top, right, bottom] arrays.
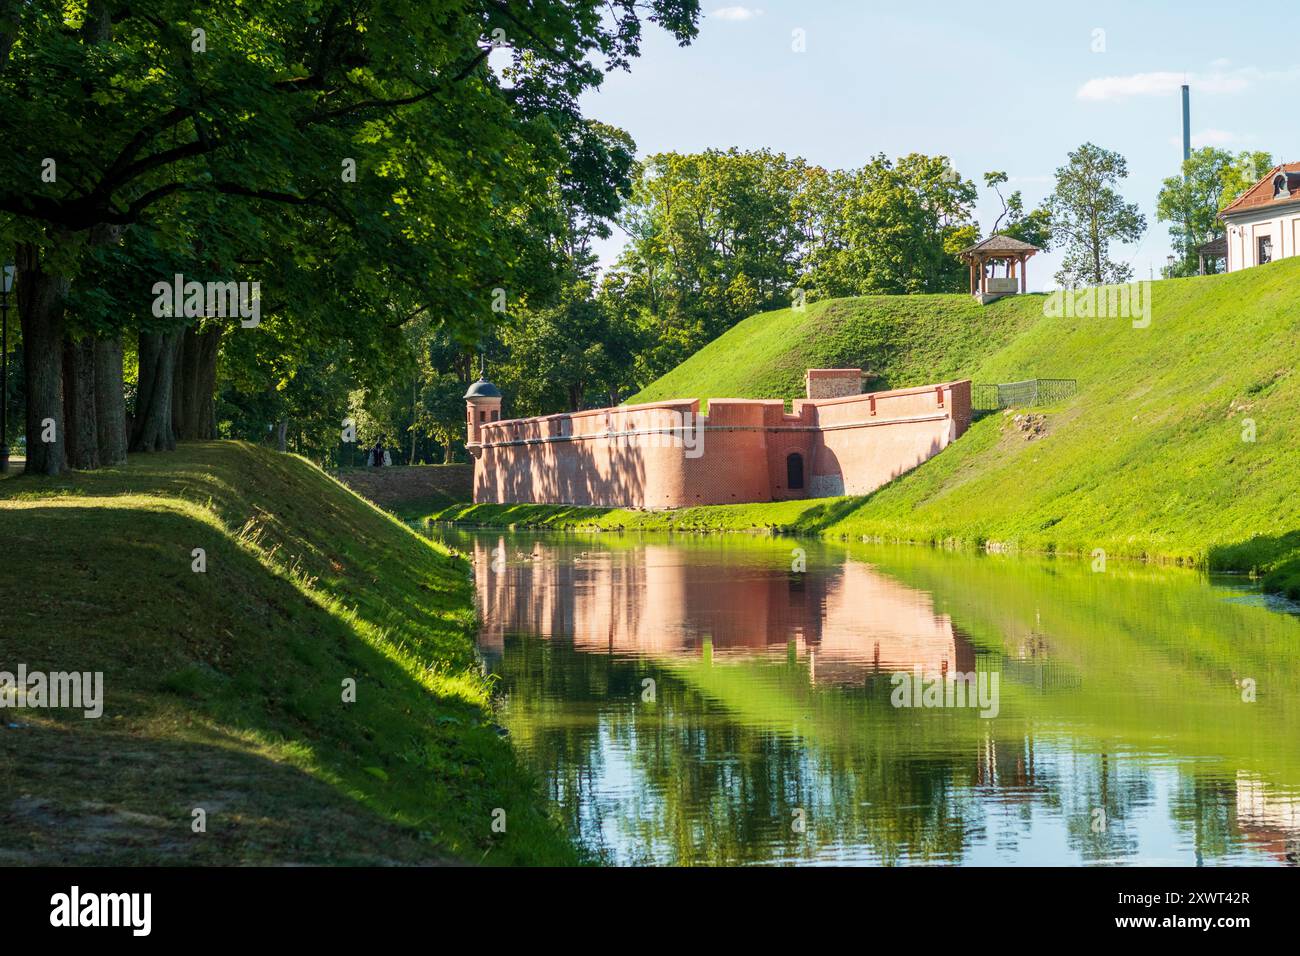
[[194, 327, 220, 439], [62, 335, 100, 470], [409, 378, 418, 465], [131, 330, 182, 452], [170, 331, 186, 439], [172, 325, 222, 440], [275, 419, 288, 453], [94, 335, 127, 465], [15, 243, 67, 476]]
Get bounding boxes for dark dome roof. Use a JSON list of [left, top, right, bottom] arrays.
[[464, 378, 501, 400]]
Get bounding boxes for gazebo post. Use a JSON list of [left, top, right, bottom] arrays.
[[1020, 253, 1027, 293]]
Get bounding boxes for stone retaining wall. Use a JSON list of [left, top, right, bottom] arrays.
[[333, 464, 473, 506]]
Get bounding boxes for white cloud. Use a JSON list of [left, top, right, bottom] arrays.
[[1165, 129, 1240, 148], [1076, 65, 1300, 101], [711, 6, 764, 20], [1195, 128, 1239, 146]]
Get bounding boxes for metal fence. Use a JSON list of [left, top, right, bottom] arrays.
[[973, 378, 1076, 411]]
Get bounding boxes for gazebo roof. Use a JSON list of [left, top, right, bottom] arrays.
[[960, 234, 1042, 259], [1197, 235, 1227, 256]]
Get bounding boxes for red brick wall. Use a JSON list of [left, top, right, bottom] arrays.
[[470, 380, 972, 509]]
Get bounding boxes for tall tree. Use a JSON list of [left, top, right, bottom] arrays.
[[1219, 151, 1276, 209], [607, 148, 809, 377], [1048, 143, 1146, 287], [800, 154, 978, 298], [1156, 148, 1242, 277]]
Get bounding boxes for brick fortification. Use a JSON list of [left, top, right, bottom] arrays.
[[465, 369, 972, 510]]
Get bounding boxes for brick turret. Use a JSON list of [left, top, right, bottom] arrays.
[[464, 377, 502, 456]]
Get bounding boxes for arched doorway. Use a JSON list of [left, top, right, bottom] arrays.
[[786, 452, 804, 490]]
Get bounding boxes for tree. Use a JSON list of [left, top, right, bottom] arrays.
[[1219, 151, 1276, 210], [1155, 148, 1259, 277], [985, 172, 1052, 244], [498, 280, 638, 414], [604, 149, 979, 385], [800, 154, 979, 298], [606, 148, 809, 377], [0, 0, 702, 473], [1047, 143, 1146, 287]]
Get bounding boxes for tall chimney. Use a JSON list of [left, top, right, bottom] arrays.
[[1181, 84, 1191, 165]]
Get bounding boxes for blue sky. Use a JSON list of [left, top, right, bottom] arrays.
[[575, 0, 1300, 290]]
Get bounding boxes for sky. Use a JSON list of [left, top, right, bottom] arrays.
[[572, 0, 1300, 291]]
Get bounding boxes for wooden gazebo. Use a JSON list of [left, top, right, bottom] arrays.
[[960, 235, 1041, 304], [1196, 235, 1227, 275]]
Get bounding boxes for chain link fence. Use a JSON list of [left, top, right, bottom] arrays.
[[973, 378, 1076, 411]]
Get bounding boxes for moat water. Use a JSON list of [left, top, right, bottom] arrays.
[[428, 528, 1300, 866]]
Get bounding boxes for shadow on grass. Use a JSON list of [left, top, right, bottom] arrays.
[[0, 498, 576, 865], [1209, 530, 1300, 599]]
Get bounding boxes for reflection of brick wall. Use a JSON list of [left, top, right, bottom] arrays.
[[473, 538, 973, 682], [333, 464, 472, 505], [470, 379, 972, 509]]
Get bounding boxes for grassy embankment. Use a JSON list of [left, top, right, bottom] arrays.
[[423, 260, 1300, 595], [0, 441, 576, 865]]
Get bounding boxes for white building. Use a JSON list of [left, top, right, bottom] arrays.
[[1220, 163, 1300, 272]]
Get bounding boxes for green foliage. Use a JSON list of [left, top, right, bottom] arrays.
[[1156, 148, 1272, 277], [800, 154, 979, 298], [600, 149, 982, 384], [0, 0, 702, 463], [983, 170, 1052, 252], [1048, 143, 1146, 287], [1218, 151, 1276, 210], [603, 148, 811, 379]]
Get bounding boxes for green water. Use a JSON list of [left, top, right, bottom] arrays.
[[431, 529, 1300, 866]]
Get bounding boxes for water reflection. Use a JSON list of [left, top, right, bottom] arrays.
[[475, 537, 974, 678], [437, 529, 1300, 866]]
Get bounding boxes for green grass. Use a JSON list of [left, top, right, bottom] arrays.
[[0, 441, 577, 865], [427, 260, 1300, 595], [627, 292, 1044, 409]]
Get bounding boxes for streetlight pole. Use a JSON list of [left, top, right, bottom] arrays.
[[0, 262, 13, 475]]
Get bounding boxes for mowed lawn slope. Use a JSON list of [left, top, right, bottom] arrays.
[[432, 259, 1300, 592], [830, 260, 1300, 573], [0, 442, 575, 865], [627, 292, 1046, 408]]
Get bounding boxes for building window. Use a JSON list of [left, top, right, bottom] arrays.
[[1258, 235, 1273, 265], [786, 453, 804, 490]]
